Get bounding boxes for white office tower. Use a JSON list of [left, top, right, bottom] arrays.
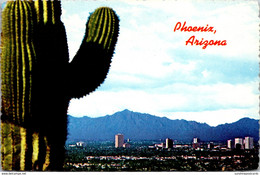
[[115, 134, 124, 148], [193, 138, 198, 143], [234, 138, 244, 149], [244, 137, 254, 149]]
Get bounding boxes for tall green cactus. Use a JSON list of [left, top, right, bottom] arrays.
[[1, 0, 119, 171]]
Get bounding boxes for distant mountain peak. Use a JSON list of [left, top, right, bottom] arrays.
[[237, 117, 256, 121], [122, 109, 131, 112], [67, 110, 259, 142], [120, 109, 132, 113]]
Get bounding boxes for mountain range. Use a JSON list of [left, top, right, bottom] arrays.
[[67, 109, 259, 142]]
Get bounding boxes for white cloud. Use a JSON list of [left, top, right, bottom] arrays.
[[157, 82, 258, 110], [68, 89, 187, 118], [212, 83, 258, 108], [202, 70, 211, 78], [200, 3, 259, 58], [118, 0, 198, 18], [108, 73, 145, 85], [111, 27, 175, 78], [164, 108, 259, 127]]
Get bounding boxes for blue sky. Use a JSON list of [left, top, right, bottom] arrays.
[[61, 0, 259, 126]]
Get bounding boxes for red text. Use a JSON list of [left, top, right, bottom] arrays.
[[174, 21, 216, 34], [186, 35, 227, 49]]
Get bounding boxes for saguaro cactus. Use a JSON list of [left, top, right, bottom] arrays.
[[1, 0, 119, 171]]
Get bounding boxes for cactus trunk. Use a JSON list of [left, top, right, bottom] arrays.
[[1, 0, 119, 171]]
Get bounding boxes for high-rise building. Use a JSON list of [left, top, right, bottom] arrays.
[[244, 137, 254, 149], [193, 138, 199, 143], [166, 138, 173, 148], [227, 139, 233, 149], [115, 134, 124, 148], [234, 138, 244, 149], [192, 137, 200, 149], [208, 142, 214, 149]]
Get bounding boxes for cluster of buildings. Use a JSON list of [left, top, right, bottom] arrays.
[[148, 136, 255, 150], [150, 138, 175, 149], [194, 137, 255, 150], [227, 136, 254, 150], [70, 134, 255, 151], [68, 141, 85, 147], [115, 134, 131, 148]]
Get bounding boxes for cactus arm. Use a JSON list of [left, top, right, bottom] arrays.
[[68, 7, 119, 98]]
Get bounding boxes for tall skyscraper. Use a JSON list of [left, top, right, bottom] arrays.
[[244, 137, 254, 149], [115, 134, 124, 148], [227, 139, 233, 149], [166, 138, 173, 148], [234, 138, 244, 149]]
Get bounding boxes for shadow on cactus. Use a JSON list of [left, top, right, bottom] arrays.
[[1, 0, 119, 171]]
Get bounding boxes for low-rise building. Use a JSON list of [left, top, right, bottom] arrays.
[[76, 141, 84, 147], [123, 143, 131, 148]]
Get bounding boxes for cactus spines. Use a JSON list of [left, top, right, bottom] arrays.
[[1, 0, 119, 171], [1, 0, 35, 125]]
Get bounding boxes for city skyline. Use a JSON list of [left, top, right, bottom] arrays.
[[66, 136, 258, 171], [60, 0, 258, 126], [73, 135, 256, 150]]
